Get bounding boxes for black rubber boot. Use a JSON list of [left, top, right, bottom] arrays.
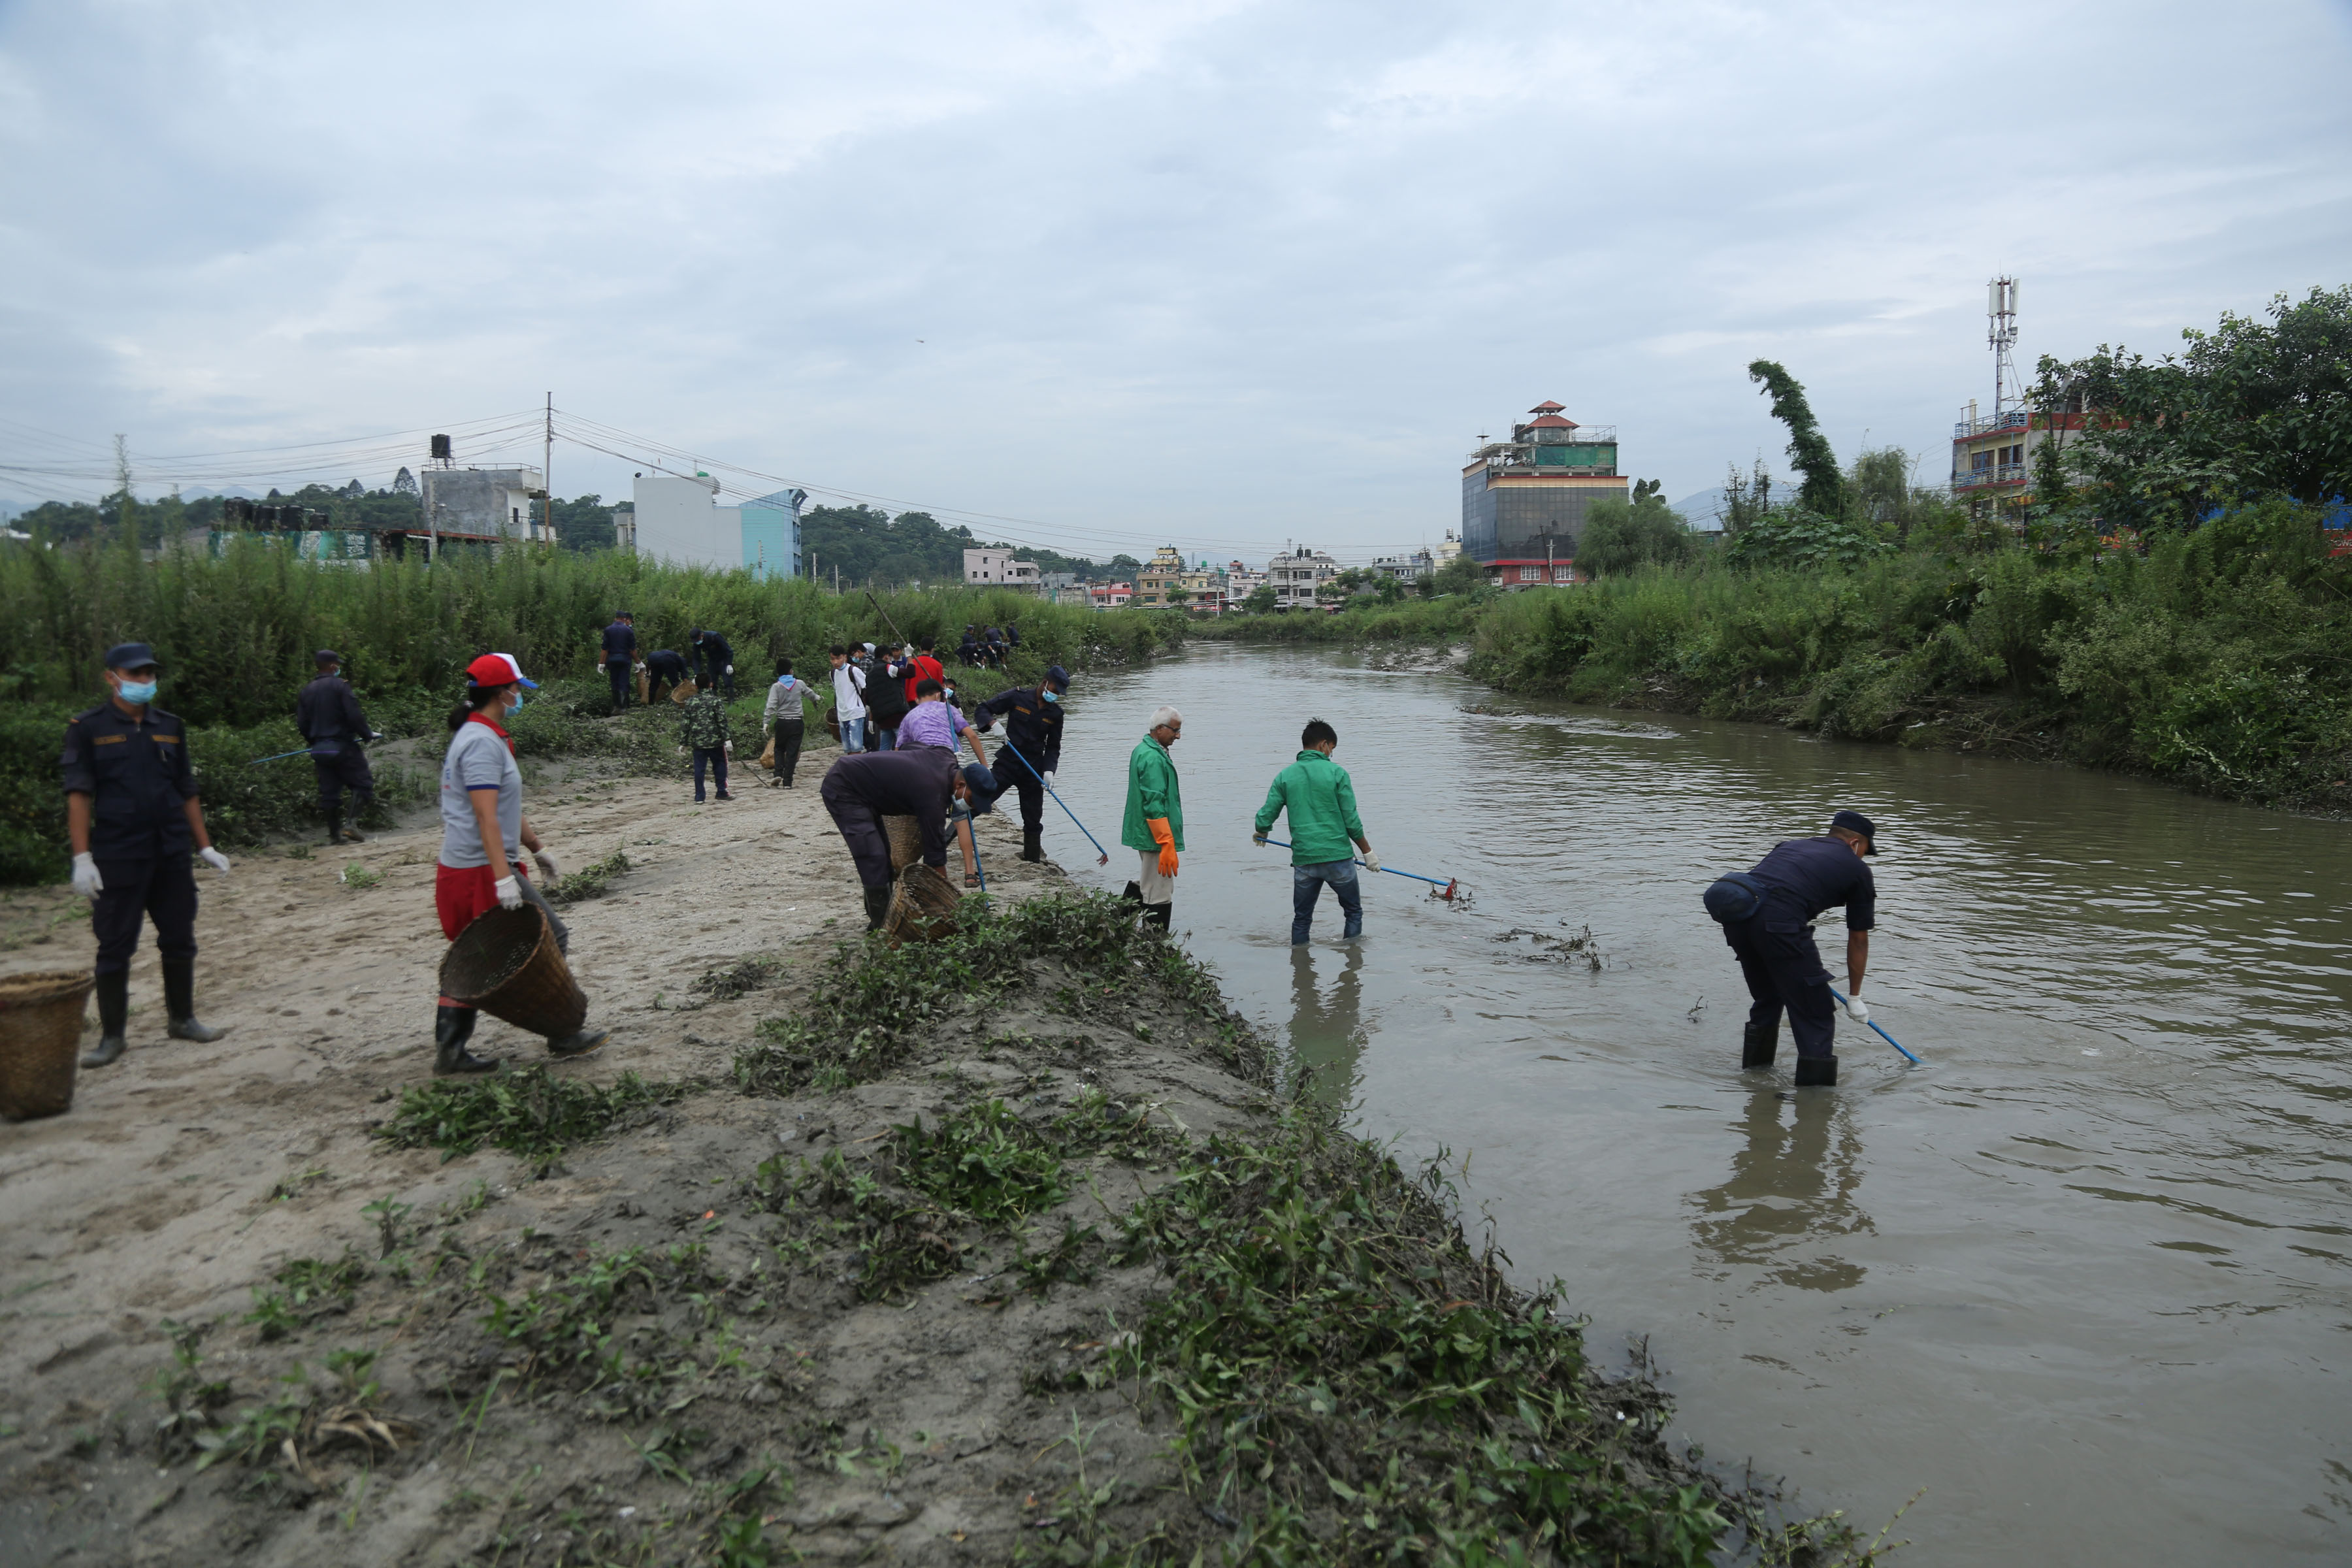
[[862, 885, 894, 930], [323, 808, 344, 846], [546, 1028, 610, 1059], [341, 800, 369, 844], [1020, 823, 1045, 863], [163, 958, 228, 1042], [82, 970, 130, 1068], [1793, 1054, 1838, 1088], [1740, 1021, 1777, 1070], [1121, 881, 1143, 905], [1143, 902, 1172, 932], [433, 1005, 498, 1075]]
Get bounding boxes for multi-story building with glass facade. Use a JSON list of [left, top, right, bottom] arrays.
[[1460, 401, 1627, 585]]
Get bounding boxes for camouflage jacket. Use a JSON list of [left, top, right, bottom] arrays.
[[679, 690, 731, 750]]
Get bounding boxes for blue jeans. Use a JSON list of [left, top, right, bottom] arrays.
[[840, 716, 867, 753], [693, 746, 729, 800], [1293, 860, 1362, 944], [874, 726, 898, 752]]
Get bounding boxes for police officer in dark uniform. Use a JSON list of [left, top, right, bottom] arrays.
[[1708, 809, 1878, 1087], [975, 664, 1069, 863], [61, 642, 233, 1068], [690, 628, 736, 698], [297, 649, 381, 845], [644, 648, 690, 702], [601, 611, 638, 710], [818, 745, 973, 928]]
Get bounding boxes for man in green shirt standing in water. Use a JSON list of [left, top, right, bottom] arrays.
[[1120, 706, 1184, 931], [1255, 717, 1379, 943]]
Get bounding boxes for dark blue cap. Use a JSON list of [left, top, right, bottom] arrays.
[[961, 764, 1001, 811], [1044, 664, 1070, 690], [103, 642, 157, 670], [314, 649, 342, 664], [1831, 809, 1877, 853]]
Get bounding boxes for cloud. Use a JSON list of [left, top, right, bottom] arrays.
[[3, 0, 2347, 557]]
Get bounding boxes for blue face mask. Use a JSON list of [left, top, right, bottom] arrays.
[[118, 679, 157, 704], [1041, 689, 1060, 704], [509, 691, 525, 713]]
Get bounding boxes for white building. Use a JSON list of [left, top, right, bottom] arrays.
[[420, 466, 546, 542], [1266, 546, 1338, 610], [630, 474, 804, 580], [1224, 561, 1266, 608], [963, 548, 1041, 591]]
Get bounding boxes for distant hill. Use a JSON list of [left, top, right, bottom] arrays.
[[1669, 489, 1729, 532]]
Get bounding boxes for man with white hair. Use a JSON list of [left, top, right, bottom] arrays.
[[1120, 706, 1184, 930]]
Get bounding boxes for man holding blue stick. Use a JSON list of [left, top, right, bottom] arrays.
[[1254, 718, 1379, 945], [1703, 809, 1879, 1087]]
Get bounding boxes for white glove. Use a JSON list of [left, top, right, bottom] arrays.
[[71, 853, 103, 900], [725, 664, 733, 676], [495, 875, 524, 910], [725, 740, 734, 755], [533, 850, 563, 881], [199, 847, 231, 875], [1843, 993, 1870, 1024], [370, 730, 385, 742], [1042, 771, 1055, 789], [1360, 850, 1382, 874]]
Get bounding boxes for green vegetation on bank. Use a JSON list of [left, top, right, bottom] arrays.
[[0, 539, 1185, 883], [1202, 290, 2352, 814]]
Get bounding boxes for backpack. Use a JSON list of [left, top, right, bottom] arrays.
[[1701, 872, 1768, 924]]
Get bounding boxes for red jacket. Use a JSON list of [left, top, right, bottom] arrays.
[[905, 654, 945, 704]]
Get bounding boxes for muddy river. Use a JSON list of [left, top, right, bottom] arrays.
[[1017, 641, 2350, 1565]]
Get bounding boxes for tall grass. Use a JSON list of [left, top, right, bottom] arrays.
[[0, 537, 1187, 882], [1466, 498, 2352, 809]]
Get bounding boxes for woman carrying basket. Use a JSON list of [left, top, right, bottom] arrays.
[[432, 653, 608, 1075]]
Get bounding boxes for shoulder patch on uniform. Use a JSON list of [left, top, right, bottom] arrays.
[[154, 734, 180, 743]]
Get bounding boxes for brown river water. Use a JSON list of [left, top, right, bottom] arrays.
[[1017, 641, 2351, 1565]]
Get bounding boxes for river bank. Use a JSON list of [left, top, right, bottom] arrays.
[[0, 764, 1861, 1566], [1194, 504, 2352, 816]]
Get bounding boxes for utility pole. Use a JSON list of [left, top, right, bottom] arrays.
[[113, 434, 133, 545], [543, 391, 553, 545]]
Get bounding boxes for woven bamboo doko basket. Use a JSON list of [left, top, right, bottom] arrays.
[[0, 970, 95, 1121], [438, 906, 587, 1039], [884, 862, 961, 945], [883, 814, 923, 874]]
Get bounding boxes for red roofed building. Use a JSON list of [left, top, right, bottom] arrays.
[[1460, 401, 1628, 586]]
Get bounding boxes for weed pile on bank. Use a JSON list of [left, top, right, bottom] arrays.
[[733, 889, 1258, 1096], [378, 1064, 691, 1171]]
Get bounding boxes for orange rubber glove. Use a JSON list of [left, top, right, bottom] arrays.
[[1147, 817, 1179, 877]]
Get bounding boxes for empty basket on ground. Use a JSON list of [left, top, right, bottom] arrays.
[[0, 970, 95, 1121], [438, 906, 587, 1039], [883, 814, 923, 873], [885, 862, 960, 944]]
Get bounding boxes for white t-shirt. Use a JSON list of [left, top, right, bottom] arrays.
[[438, 716, 522, 868], [831, 662, 868, 719]]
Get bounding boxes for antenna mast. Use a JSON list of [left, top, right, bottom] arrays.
[[1987, 276, 2020, 417]]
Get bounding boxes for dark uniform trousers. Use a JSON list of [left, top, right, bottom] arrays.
[[311, 745, 375, 814], [608, 659, 633, 710], [1002, 748, 1047, 837], [1724, 913, 1837, 1059], [93, 852, 199, 976]]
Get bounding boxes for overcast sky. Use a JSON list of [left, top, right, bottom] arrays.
[[4, 0, 2349, 562]]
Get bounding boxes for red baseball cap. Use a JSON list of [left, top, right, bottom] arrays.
[[465, 652, 539, 689]]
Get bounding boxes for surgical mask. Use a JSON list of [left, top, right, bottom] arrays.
[[509, 691, 525, 713], [1041, 690, 1060, 704], [118, 679, 157, 704]]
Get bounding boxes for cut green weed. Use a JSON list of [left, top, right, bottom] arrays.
[[377, 1064, 692, 1169], [545, 847, 631, 906]]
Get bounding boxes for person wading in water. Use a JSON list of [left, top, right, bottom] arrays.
[[1703, 809, 1879, 1087]]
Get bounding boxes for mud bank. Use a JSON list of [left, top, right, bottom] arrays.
[[0, 768, 1864, 1567]]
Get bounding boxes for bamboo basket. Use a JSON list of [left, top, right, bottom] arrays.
[[883, 862, 961, 945], [883, 814, 924, 872], [438, 906, 587, 1039], [0, 970, 94, 1121]]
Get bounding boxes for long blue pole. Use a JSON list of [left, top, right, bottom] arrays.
[[1827, 987, 1921, 1064], [1256, 836, 1456, 893], [247, 748, 312, 766], [990, 745, 1111, 866]]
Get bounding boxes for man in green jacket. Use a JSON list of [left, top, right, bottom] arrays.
[[680, 681, 734, 802], [1255, 717, 1378, 943], [1120, 705, 1184, 930]]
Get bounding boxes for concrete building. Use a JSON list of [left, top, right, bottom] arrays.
[[1088, 581, 1133, 610], [1371, 549, 1433, 583], [1460, 402, 1626, 585], [420, 466, 546, 544], [1267, 546, 1338, 610], [740, 489, 809, 581], [1950, 395, 2090, 516], [964, 548, 1041, 591], [1132, 546, 1218, 610], [632, 473, 804, 579], [1222, 561, 1266, 609]]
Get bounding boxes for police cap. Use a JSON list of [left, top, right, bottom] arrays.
[[1830, 809, 1878, 854], [1044, 664, 1070, 691], [314, 649, 342, 666], [103, 642, 158, 672]]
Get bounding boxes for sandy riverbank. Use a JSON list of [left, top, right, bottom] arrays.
[[0, 759, 1850, 1566]]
